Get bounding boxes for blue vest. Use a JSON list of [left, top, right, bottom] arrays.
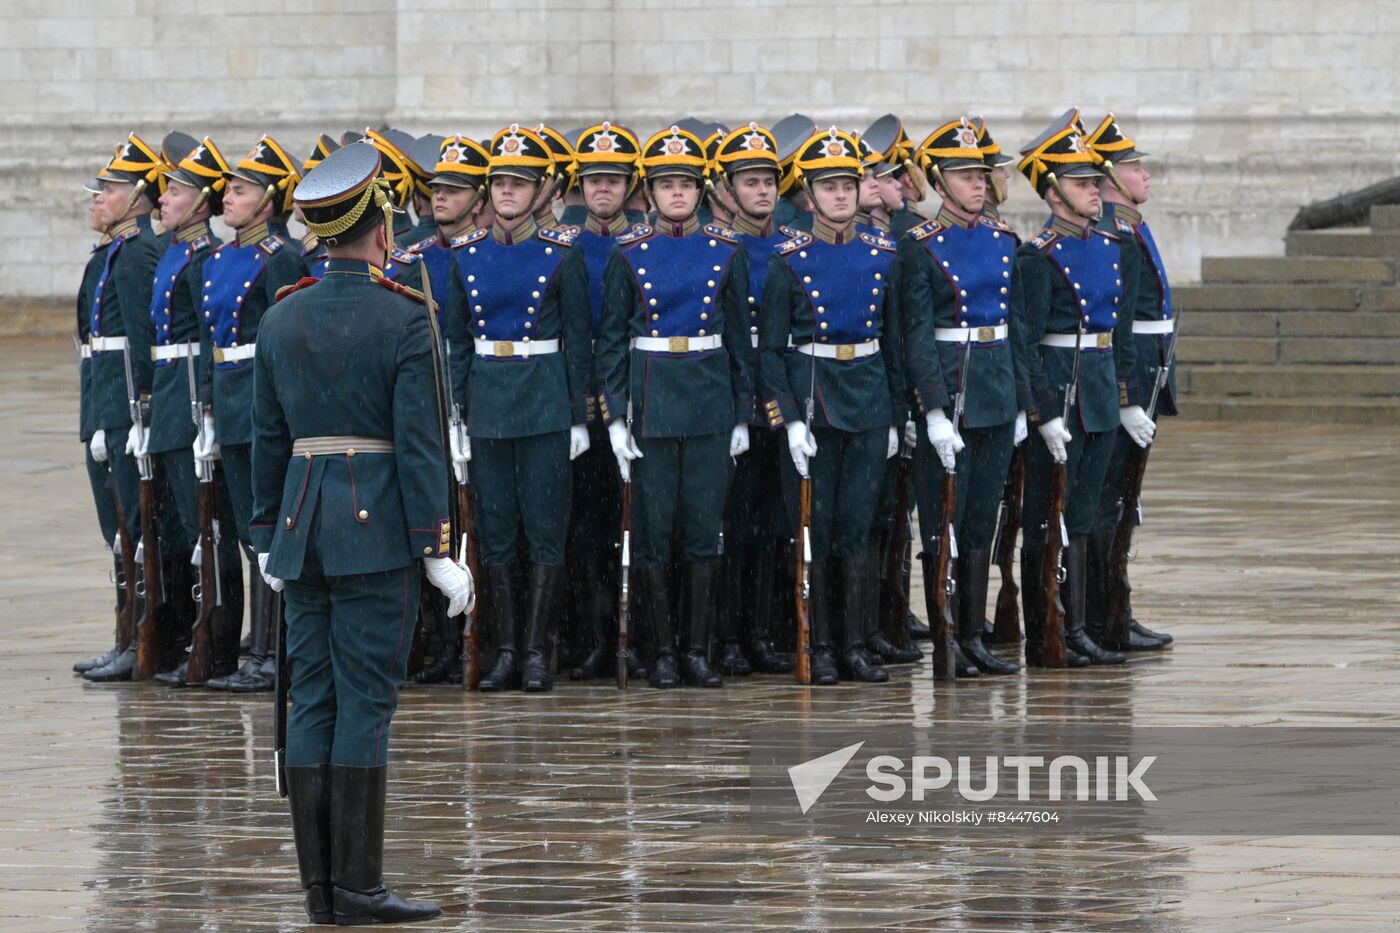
[[574, 223, 644, 333], [149, 236, 208, 365], [1040, 230, 1124, 337], [777, 230, 897, 345], [1136, 221, 1172, 321], [382, 247, 418, 284], [737, 227, 791, 341], [90, 237, 127, 341], [452, 227, 571, 342], [203, 236, 282, 370], [409, 236, 454, 323], [617, 225, 739, 339], [918, 220, 1016, 333]]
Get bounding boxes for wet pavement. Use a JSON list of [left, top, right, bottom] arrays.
[[2, 335, 1398, 932]]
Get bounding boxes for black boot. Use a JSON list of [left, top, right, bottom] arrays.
[[521, 563, 565, 692], [286, 764, 334, 924], [330, 765, 440, 925], [745, 549, 791, 674], [918, 551, 977, 680], [907, 611, 932, 641], [838, 556, 888, 683], [639, 566, 679, 688], [210, 547, 246, 680], [153, 555, 197, 684], [569, 551, 615, 680], [956, 549, 1019, 675], [477, 563, 519, 692], [412, 587, 462, 684], [84, 580, 144, 683], [210, 567, 271, 690], [1086, 530, 1170, 651], [75, 552, 127, 674], [1064, 538, 1126, 665], [681, 560, 723, 687], [228, 587, 279, 692], [1131, 616, 1173, 647], [716, 553, 752, 676], [807, 559, 840, 685]]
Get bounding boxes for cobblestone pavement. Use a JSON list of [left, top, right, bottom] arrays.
[[2, 337, 1398, 932]]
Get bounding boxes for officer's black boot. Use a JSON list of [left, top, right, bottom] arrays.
[[330, 765, 440, 925], [1087, 530, 1169, 651], [838, 556, 889, 683], [522, 563, 565, 692], [75, 552, 127, 674], [639, 566, 679, 688], [717, 553, 752, 676], [746, 549, 791, 674], [286, 763, 334, 924], [477, 563, 519, 692], [83, 582, 143, 683], [957, 549, 1019, 675], [228, 585, 279, 692], [807, 559, 840, 685], [1063, 538, 1126, 665], [680, 560, 723, 687]]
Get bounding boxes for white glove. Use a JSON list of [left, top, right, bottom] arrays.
[[192, 414, 219, 462], [729, 423, 750, 457], [569, 424, 591, 461], [424, 555, 475, 617], [924, 410, 964, 472], [130, 423, 149, 459], [1038, 416, 1073, 464], [1014, 411, 1028, 446], [902, 419, 918, 450], [90, 429, 108, 463], [607, 418, 642, 481], [886, 426, 898, 459], [1119, 405, 1157, 449], [785, 422, 818, 478], [257, 552, 284, 593]]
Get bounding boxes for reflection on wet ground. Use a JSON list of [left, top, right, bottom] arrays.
[[2, 337, 1398, 931]]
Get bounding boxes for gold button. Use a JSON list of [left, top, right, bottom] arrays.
[[803, 276, 811, 283], [358, 509, 368, 520], [285, 517, 293, 528], [303, 452, 312, 461], [423, 546, 433, 555], [346, 448, 357, 457]]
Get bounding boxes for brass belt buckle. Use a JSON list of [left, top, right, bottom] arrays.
[[214, 347, 225, 363], [1096, 332, 1112, 350], [977, 326, 995, 343], [835, 344, 855, 361], [668, 336, 689, 353], [494, 340, 514, 357]]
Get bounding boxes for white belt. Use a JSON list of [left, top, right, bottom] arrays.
[[475, 337, 559, 358], [152, 342, 200, 361], [1041, 332, 1113, 350], [89, 336, 128, 353], [1133, 319, 1174, 335], [935, 325, 1008, 343], [795, 339, 879, 360], [79, 345, 92, 360], [631, 335, 723, 353], [214, 344, 256, 363]]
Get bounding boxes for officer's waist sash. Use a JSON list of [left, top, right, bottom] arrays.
[[291, 436, 395, 458]]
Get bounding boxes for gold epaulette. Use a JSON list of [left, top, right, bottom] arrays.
[[703, 223, 738, 244], [908, 219, 944, 242], [859, 230, 898, 251], [776, 231, 813, 255], [257, 235, 285, 256]]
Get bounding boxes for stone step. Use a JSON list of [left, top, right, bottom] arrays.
[[1180, 310, 1400, 339], [1182, 364, 1400, 398], [1285, 228, 1400, 259], [1370, 205, 1400, 230], [1201, 256, 1395, 285], [1176, 336, 1276, 364], [1173, 283, 1362, 312], [1178, 333, 1400, 365], [1178, 394, 1400, 425]]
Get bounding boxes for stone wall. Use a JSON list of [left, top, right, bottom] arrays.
[[4, 0, 1399, 307]]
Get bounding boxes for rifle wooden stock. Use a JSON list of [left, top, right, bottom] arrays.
[[879, 451, 916, 651], [1041, 462, 1069, 668], [456, 480, 481, 690], [1105, 440, 1151, 645], [185, 478, 219, 685], [616, 478, 632, 690], [110, 489, 137, 653], [932, 470, 957, 681], [133, 477, 164, 680], [794, 475, 813, 685], [991, 445, 1024, 645]]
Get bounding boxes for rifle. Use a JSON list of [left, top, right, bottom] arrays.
[[122, 342, 164, 680], [1104, 313, 1180, 644], [109, 482, 138, 654], [879, 437, 916, 653], [989, 444, 1025, 645], [1041, 321, 1086, 669], [185, 353, 222, 685], [793, 340, 818, 685], [931, 336, 975, 681], [616, 402, 634, 689], [444, 341, 480, 689]]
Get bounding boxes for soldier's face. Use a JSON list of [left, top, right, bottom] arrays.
[[1055, 176, 1102, 219], [222, 178, 268, 229], [651, 176, 700, 221], [159, 180, 204, 230], [87, 193, 104, 233], [581, 173, 627, 219], [810, 176, 858, 224], [1115, 161, 1151, 203], [93, 181, 132, 227], [876, 174, 904, 211], [730, 169, 777, 219], [859, 171, 883, 211], [489, 175, 535, 221], [431, 184, 476, 224], [938, 168, 987, 215]]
